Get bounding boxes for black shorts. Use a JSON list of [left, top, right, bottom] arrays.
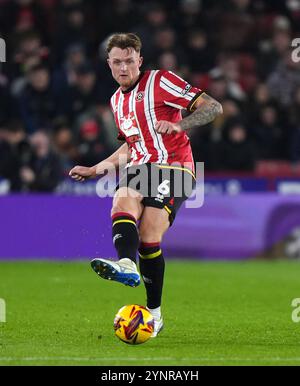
[[116, 163, 196, 225]]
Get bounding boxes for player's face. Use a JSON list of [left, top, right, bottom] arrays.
[[108, 47, 143, 89]]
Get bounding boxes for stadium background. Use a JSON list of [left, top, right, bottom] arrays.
[[1, 0, 300, 366]]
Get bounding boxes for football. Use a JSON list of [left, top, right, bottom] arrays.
[[113, 304, 154, 344]]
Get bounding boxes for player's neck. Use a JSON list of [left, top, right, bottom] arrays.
[[121, 71, 144, 94]]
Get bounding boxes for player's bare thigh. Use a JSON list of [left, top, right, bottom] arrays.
[[139, 207, 170, 243], [111, 187, 144, 221]]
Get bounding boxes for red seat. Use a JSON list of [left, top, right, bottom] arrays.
[[255, 160, 300, 177]]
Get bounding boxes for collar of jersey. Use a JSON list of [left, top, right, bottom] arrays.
[[121, 71, 145, 94]]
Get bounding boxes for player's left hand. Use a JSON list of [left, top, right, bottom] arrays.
[[155, 121, 182, 135]]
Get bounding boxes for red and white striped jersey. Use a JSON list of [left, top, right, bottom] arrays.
[[110, 70, 202, 172]]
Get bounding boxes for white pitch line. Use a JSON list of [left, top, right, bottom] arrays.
[[1, 357, 300, 362]]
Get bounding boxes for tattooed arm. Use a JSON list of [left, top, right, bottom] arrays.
[[155, 93, 223, 134], [179, 93, 223, 130]]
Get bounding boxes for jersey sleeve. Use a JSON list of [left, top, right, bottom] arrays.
[[158, 70, 203, 112]]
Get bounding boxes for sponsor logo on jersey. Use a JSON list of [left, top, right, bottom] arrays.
[[120, 112, 141, 143]]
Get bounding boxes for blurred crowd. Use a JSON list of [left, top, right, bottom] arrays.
[[0, 0, 300, 192]]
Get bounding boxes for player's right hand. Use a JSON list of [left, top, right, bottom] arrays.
[[69, 165, 96, 182]]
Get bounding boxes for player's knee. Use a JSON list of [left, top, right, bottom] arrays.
[[139, 223, 162, 243], [140, 233, 162, 244], [111, 197, 140, 220], [111, 203, 128, 217], [112, 193, 129, 213]]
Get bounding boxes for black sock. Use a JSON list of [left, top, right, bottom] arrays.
[[138, 242, 165, 309], [112, 212, 139, 264]]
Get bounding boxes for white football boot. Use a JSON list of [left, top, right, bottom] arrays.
[[146, 307, 164, 337], [151, 317, 164, 338], [91, 258, 140, 287]]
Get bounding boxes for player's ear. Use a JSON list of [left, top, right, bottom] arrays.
[[107, 58, 112, 69], [138, 56, 143, 68]]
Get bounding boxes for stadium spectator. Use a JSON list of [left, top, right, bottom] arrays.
[[217, 53, 247, 101], [175, 0, 205, 36], [215, 0, 255, 52], [52, 118, 79, 176], [53, 3, 89, 63], [52, 43, 87, 94], [27, 130, 62, 192], [57, 61, 106, 123], [0, 120, 35, 191], [156, 51, 187, 78], [185, 29, 216, 75], [153, 26, 185, 59], [0, 80, 12, 125], [0, 0, 48, 40], [267, 50, 300, 107], [219, 118, 256, 171], [17, 63, 57, 133], [252, 103, 288, 160], [206, 70, 229, 102], [133, 3, 168, 65], [257, 21, 293, 80], [10, 30, 49, 85], [74, 102, 118, 161], [95, 0, 138, 41], [75, 115, 110, 167], [190, 99, 243, 170]]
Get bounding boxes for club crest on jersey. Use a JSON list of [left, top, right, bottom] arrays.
[[181, 84, 192, 96], [135, 91, 145, 102]]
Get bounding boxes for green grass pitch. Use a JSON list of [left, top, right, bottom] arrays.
[[0, 260, 300, 366]]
